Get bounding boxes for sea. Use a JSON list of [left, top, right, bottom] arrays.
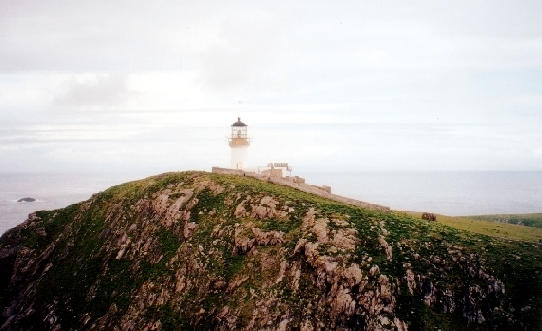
[[1, 171, 542, 235]]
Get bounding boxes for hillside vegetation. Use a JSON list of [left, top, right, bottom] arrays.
[[461, 213, 542, 229], [1, 172, 541, 330], [405, 211, 542, 242]]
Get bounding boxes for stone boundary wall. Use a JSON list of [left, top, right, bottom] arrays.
[[211, 167, 246, 176], [211, 167, 390, 212]]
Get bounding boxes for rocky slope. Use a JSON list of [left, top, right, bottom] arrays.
[[1, 171, 540, 330]]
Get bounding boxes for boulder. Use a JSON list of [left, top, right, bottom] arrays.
[[421, 212, 436, 222]]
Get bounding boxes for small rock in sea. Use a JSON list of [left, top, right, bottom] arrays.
[[17, 197, 36, 202]]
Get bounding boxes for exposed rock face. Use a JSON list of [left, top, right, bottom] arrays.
[[0, 171, 540, 330]]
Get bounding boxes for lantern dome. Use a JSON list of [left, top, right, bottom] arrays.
[[231, 117, 247, 127]]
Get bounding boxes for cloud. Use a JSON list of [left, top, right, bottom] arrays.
[[53, 74, 134, 107], [1, 1, 542, 172]]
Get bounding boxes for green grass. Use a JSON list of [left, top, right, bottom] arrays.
[[5, 171, 541, 330], [404, 211, 542, 242], [461, 213, 542, 228], [158, 229, 181, 259]]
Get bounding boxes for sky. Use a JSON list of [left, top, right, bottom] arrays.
[[1, 0, 541, 175]]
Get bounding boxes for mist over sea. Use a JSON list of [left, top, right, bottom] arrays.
[[1, 171, 542, 235], [0, 173, 140, 235], [303, 171, 542, 216]]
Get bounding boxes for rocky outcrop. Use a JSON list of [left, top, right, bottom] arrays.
[[293, 211, 404, 330], [421, 212, 436, 222], [16, 197, 36, 203], [234, 196, 289, 220], [0, 171, 539, 330]]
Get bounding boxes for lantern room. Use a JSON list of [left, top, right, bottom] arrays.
[[229, 117, 250, 147]]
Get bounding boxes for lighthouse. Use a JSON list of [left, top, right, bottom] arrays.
[[228, 117, 250, 169]]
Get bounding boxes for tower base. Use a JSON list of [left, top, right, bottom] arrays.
[[230, 147, 248, 170]]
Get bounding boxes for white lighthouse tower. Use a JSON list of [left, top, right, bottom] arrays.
[[228, 117, 250, 169]]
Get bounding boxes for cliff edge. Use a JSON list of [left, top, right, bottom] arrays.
[[1, 171, 540, 330]]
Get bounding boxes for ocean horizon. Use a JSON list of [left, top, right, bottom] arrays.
[[1, 170, 541, 235]]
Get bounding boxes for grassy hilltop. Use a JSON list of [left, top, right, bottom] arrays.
[[1, 171, 541, 330], [461, 214, 542, 229], [405, 211, 542, 242]]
